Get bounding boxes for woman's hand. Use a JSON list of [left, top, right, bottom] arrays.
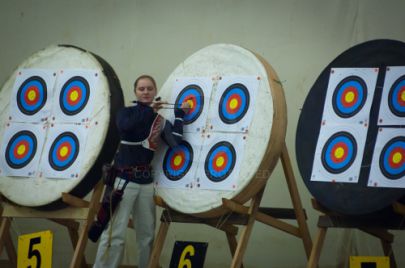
[[180, 101, 191, 113], [151, 100, 168, 113]]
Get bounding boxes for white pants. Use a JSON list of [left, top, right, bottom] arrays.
[[93, 179, 156, 268]]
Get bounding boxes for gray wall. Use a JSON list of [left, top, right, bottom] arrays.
[[1, 0, 405, 267]]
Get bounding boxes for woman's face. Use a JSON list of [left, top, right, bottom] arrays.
[[135, 78, 157, 104]]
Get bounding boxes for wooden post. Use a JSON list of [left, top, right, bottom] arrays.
[[148, 220, 170, 268], [230, 188, 264, 268], [280, 142, 313, 258], [308, 201, 404, 268], [0, 180, 104, 268], [307, 227, 327, 268]]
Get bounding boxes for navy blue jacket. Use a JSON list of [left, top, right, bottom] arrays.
[[114, 102, 185, 184]]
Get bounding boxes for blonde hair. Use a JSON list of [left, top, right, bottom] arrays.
[[133, 75, 157, 90]]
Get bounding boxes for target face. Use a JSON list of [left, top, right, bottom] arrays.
[[379, 136, 405, 179], [321, 132, 357, 174], [48, 132, 80, 171], [204, 141, 236, 182], [17, 76, 47, 115], [5, 130, 37, 169], [219, 83, 250, 124], [175, 85, 204, 124], [332, 76, 367, 118], [163, 141, 193, 181], [388, 75, 405, 117], [59, 76, 90, 116]]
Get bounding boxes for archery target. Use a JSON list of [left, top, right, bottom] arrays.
[[321, 132, 357, 174], [311, 124, 366, 183], [197, 132, 246, 190], [208, 76, 259, 133], [322, 68, 378, 125], [168, 77, 212, 133], [48, 132, 80, 171], [378, 66, 405, 125], [52, 69, 99, 123], [204, 141, 236, 182], [0, 123, 46, 177], [9, 69, 56, 122], [40, 123, 89, 179], [368, 128, 405, 188], [163, 141, 193, 181], [0, 45, 123, 209], [153, 133, 202, 188], [153, 44, 286, 216], [332, 76, 367, 118]]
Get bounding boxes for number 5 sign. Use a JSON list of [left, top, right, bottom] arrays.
[[169, 241, 208, 268], [18, 230, 53, 268]]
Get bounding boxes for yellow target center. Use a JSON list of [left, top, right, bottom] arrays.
[[345, 91, 355, 103], [186, 99, 194, 109], [70, 90, 79, 102], [229, 98, 239, 109], [60, 146, 69, 157], [393, 152, 403, 164], [401, 90, 405, 102], [17, 145, 26, 156], [216, 156, 225, 167], [173, 155, 182, 166], [334, 147, 345, 159], [27, 90, 37, 101]]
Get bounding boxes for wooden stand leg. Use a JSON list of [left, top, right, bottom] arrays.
[[230, 188, 264, 268], [307, 227, 327, 268], [148, 220, 171, 268], [381, 239, 397, 268], [0, 218, 17, 268], [0, 217, 9, 255], [226, 232, 244, 268], [70, 181, 103, 268], [281, 143, 313, 258]]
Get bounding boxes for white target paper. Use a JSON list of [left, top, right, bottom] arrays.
[[311, 123, 368, 183], [208, 76, 259, 133], [153, 132, 203, 189], [368, 128, 405, 188], [9, 69, 56, 123], [377, 66, 405, 126], [40, 123, 89, 179], [0, 122, 46, 177], [51, 69, 99, 123], [197, 132, 247, 190], [321, 68, 378, 125], [166, 77, 213, 133]]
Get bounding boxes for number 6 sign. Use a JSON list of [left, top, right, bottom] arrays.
[[18, 230, 52, 268], [169, 241, 208, 268]]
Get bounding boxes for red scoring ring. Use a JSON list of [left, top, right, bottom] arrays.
[[225, 93, 242, 114], [212, 151, 228, 172], [388, 147, 405, 169], [397, 86, 405, 106], [330, 142, 348, 163], [12, 140, 30, 159], [170, 151, 185, 170], [56, 141, 72, 161], [66, 86, 83, 106], [24, 86, 40, 105], [340, 86, 359, 108], [184, 95, 197, 114]]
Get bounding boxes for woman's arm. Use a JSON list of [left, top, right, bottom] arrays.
[[161, 107, 186, 148]]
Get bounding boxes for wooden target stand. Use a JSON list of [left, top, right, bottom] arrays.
[[307, 199, 405, 268], [149, 143, 313, 268], [0, 180, 104, 268]]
